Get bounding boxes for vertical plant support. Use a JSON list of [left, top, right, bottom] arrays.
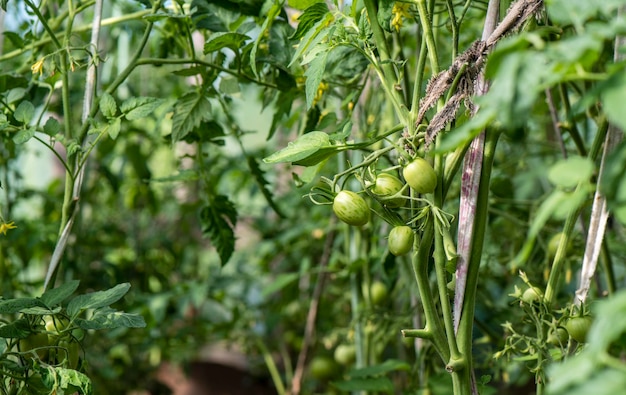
[[574, 5, 626, 306]]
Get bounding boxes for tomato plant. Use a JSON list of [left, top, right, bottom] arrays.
[[565, 316, 593, 343], [372, 173, 406, 208]]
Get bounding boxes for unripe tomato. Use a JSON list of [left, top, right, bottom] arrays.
[[369, 281, 389, 305], [333, 344, 356, 365], [565, 316, 592, 343], [521, 287, 543, 304], [402, 158, 437, 194], [547, 327, 569, 346], [59, 339, 81, 369], [388, 226, 414, 256], [19, 327, 49, 360], [372, 173, 406, 208], [309, 356, 337, 380], [332, 191, 369, 226]]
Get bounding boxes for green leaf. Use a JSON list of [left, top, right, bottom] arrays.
[[377, 0, 395, 32], [601, 69, 626, 132], [601, 140, 626, 225], [75, 307, 146, 330], [14, 101, 34, 124], [250, 1, 282, 77], [41, 280, 80, 307], [121, 97, 165, 121], [547, 156, 594, 189], [289, 9, 333, 67], [288, 0, 322, 11], [332, 377, 394, 393], [261, 273, 299, 297], [267, 89, 297, 139], [203, 32, 250, 53], [66, 283, 131, 317], [304, 50, 328, 109], [348, 359, 411, 378], [13, 128, 35, 144], [263, 131, 331, 164], [107, 118, 121, 140], [100, 92, 117, 118], [219, 77, 240, 94], [247, 155, 285, 217], [290, 3, 329, 40], [200, 195, 238, 266], [545, 0, 626, 27], [44, 366, 93, 395], [0, 318, 31, 339], [43, 117, 61, 136], [171, 91, 212, 142], [0, 297, 42, 314]]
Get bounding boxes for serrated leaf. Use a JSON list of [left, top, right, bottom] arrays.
[[289, 12, 333, 67], [43, 117, 61, 136], [548, 156, 594, 189], [247, 155, 285, 217], [107, 118, 121, 140], [3, 31, 24, 48], [13, 128, 35, 144], [290, 2, 329, 41], [377, 0, 395, 32], [171, 91, 212, 142], [332, 377, 394, 392], [200, 195, 238, 266], [0, 318, 31, 339], [75, 307, 146, 330], [263, 131, 331, 164], [66, 283, 131, 318], [41, 280, 80, 307], [47, 367, 93, 395], [204, 32, 250, 53], [121, 97, 165, 120], [100, 92, 117, 118], [304, 50, 328, 109], [0, 297, 41, 314], [14, 101, 34, 124]]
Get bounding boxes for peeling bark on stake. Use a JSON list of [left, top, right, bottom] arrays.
[[452, 0, 499, 333], [575, 7, 626, 306]]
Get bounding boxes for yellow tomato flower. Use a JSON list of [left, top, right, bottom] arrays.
[[391, 3, 411, 32], [31, 59, 44, 75], [0, 221, 16, 236]]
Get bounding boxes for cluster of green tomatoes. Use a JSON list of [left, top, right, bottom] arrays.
[[18, 315, 82, 369], [328, 157, 437, 256]]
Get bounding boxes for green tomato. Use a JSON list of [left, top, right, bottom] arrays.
[[19, 327, 49, 360], [333, 344, 356, 366], [547, 327, 569, 346], [402, 158, 437, 194], [309, 356, 337, 380], [332, 191, 369, 226], [565, 316, 592, 343], [388, 226, 414, 256], [521, 286, 543, 304], [372, 173, 406, 208], [369, 281, 389, 305], [59, 339, 81, 369]]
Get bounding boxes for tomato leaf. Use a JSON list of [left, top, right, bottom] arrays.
[[304, 50, 328, 109], [100, 92, 117, 118], [41, 280, 80, 307], [548, 156, 594, 189], [75, 307, 146, 329], [263, 131, 331, 164], [200, 195, 238, 266], [203, 32, 250, 53], [121, 97, 165, 121], [14, 101, 34, 124], [247, 155, 285, 217], [171, 91, 212, 142], [290, 2, 329, 41], [67, 283, 131, 318]]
